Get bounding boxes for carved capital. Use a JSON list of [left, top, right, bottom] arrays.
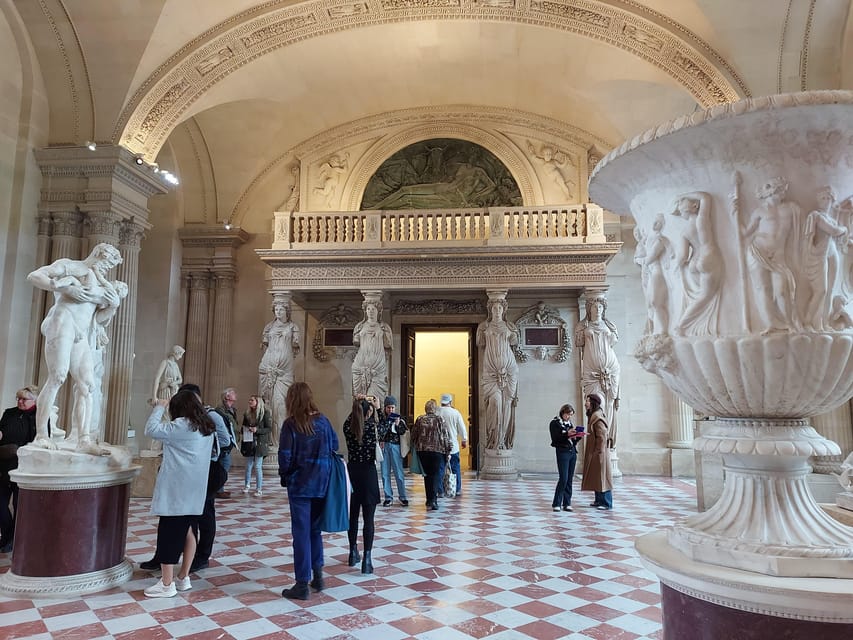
[[85, 212, 122, 241], [51, 211, 84, 238], [119, 220, 146, 249]]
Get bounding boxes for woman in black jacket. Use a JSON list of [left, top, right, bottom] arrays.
[[0, 386, 40, 552], [549, 403, 583, 512]]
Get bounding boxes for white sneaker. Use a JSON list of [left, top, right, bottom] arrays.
[[144, 579, 177, 598], [242, 485, 251, 493], [254, 489, 263, 497], [175, 575, 192, 591], [552, 507, 560, 512]]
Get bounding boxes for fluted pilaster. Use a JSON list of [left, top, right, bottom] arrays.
[[667, 391, 694, 449], [810, 402, 853, 474], [26, 213, 53, 384], [183, 272, 211, 389], [103, 221, 146, 445], [206, 272, 236, 402]]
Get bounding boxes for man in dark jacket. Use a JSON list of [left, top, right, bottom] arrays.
[[0, 385, 40, 552], [377, 396, 409, 506]]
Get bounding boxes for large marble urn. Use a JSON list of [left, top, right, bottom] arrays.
[[589, 91, 853, 631]]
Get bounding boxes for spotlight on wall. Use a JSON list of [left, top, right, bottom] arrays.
[[160, 170, 180, 185], [134, 155, 144, 165], [224, 222, 233, 230], [150, 163, 160, 173], [85, 141, 97, 151]]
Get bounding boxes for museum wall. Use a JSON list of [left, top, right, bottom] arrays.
[[0, 0, 48, 403]]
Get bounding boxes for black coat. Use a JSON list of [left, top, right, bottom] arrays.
[[0, 406, 37, 476]]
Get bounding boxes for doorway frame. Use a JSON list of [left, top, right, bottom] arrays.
[[401, 323, 480, 472]]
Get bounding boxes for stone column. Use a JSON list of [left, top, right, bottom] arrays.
[[810, 404, 853, 474], [207, 271, 236, 402], [183, 271, 211, 390], [102, 220, 146, 445], [26, 213, 53, 385], [667, 390, 696, 477]]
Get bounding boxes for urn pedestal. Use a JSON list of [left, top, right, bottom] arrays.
[[480, 448, 518, 480], [0, 443, 141, 598], [590, 91, 853, 635]]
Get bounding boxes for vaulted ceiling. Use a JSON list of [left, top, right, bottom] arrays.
[[13, 0, 853, 228]]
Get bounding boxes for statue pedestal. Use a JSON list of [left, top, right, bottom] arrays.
[[480, 448, 518, 480], [0, 442, 141, 598], [638, 531, 853, 638], [131, 452, 161, 498]]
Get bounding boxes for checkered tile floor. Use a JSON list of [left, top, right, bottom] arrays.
[[0, 473, 696, 639]]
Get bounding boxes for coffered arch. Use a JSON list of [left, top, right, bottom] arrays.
[[114, 0, 747, 162]]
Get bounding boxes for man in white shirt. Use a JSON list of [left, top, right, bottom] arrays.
[[435, 393, 468, 496]]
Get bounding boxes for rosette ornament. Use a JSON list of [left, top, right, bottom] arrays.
[[590, 91, 853, 578]]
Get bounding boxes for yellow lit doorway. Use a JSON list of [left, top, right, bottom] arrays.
[[402, 326, 478, 472]]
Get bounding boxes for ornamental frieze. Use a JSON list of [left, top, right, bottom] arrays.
[[117, 0, 744, 159], [393, 299, 485, 314]]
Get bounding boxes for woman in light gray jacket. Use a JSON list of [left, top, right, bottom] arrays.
[[143, 390, 215, 598]]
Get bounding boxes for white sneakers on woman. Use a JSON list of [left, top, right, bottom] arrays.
[[144, 579, 177, 598], [175, 575, 192, 591]]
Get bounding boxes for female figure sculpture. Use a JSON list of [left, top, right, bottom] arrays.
[[643, 214, 673, 334], [152, 346, 185, 403], [574, 296, 621, 448], [352, 298, 392, 400], [259, 300, 301, 444], [476, 296, 519, 450], [672, 192, 723, 336]]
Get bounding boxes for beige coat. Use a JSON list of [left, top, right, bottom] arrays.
[[581, 408, 613, 493]]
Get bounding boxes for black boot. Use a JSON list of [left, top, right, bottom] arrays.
[[361, 550, 373, 574], [310, 567, 324, 591], [282, 581, 310, 600], [347, 546, 361, 567]]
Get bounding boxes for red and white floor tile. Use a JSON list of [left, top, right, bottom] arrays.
[[0, 474, 696, 639]]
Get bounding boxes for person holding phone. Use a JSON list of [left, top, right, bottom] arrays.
[[549, 403, 583, 512]]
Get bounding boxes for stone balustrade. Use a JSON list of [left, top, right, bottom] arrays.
[[272, 204, 606, 250]]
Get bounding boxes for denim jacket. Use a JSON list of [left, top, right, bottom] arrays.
[[278, 413, 339, 498]]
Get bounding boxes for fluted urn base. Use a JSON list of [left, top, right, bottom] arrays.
[[480, 448, 518, 480], [667, 419, 852, 578]]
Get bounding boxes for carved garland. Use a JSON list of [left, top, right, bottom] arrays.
[[511, 301, 571, 363], [115, 0, 743, 160]]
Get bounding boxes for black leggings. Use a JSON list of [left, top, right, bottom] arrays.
[[347, 501, 377, 551]]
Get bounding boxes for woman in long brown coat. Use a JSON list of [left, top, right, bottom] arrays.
[[581, 393, 613, 510]]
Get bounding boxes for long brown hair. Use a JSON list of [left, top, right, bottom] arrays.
[[169, 389, 215, 436], [286, 382, 319, 435], [348, 398, 375, 443]]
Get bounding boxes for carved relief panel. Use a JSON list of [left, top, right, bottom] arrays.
[[512, 301, 571, 362], [312, 303, 360, 361]]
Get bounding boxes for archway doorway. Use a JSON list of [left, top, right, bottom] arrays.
[[401, 324, 479, 472]]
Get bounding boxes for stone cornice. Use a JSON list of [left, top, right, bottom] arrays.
[[114, 0, 746, 160], [179, 225, 250, 248]]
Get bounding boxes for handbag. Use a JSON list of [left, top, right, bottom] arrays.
[[240, 440, 256, 457], [409, 449, 424, 476], [443, 463, 457, 498], [319, 452, 351, 533], [374, 422, 384, 464]]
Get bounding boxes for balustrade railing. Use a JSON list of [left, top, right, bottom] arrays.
[[272, 204, 605, 250]]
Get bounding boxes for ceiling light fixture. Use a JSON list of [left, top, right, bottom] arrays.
[[224, 222, 233, 230], [134, 156, 144, 165], [85, 141, 97, 151]]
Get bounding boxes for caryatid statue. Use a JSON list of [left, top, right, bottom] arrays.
[[259, 294, 301, 444], [575, 293, 621, 449], [352, 291, 392, 400]]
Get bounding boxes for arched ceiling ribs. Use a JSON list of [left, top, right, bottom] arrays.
[[114, 0, 747, 162]]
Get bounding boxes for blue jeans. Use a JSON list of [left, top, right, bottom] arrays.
[[552, 448, 577, 508], [594, 490, 613, 509], [381, 442, 407, 501], [244, 455, 264, 490], [217, 450, 232, 494], [288, 496, 324, 582]]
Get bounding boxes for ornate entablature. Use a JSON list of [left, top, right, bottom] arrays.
[[116, 0, 746, 160], [393, 299, 485, 315], [512, 301, 571, 362]]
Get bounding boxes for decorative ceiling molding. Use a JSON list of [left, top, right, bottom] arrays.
[[230, 105, 611, 226], [114, 0, 746, 161]]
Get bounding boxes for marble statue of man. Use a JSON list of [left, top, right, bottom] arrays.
[[27, 243, 124, 453]]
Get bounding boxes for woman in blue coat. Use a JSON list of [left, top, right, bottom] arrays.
[[279, 382, 338, 600]]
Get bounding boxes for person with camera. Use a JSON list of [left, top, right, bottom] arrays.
[[343, 395, 381, 573], [241, 395, 271, 497], [549, 403, 583, 512], [378, 395, 408, 507]]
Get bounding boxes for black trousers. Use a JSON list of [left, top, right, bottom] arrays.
[[418, 450, 443, 505], [194, 495, 216, 563]]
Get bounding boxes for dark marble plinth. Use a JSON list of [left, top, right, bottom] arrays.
[[12, 482, 132, 577], [662, 584, 853, 639]]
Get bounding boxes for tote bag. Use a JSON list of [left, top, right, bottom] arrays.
[[319, 452, 351, 533], [409, 448, 425, 476]]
